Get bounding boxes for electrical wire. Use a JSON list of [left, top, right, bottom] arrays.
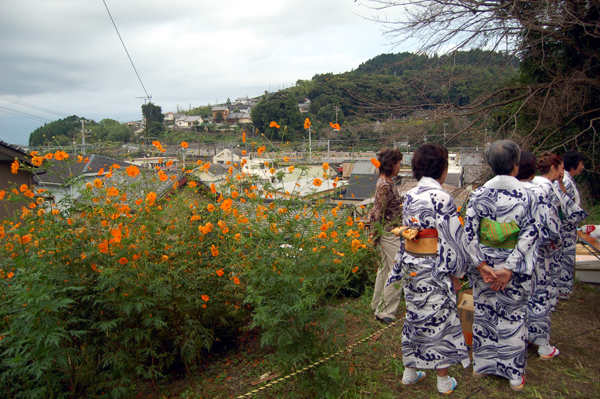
[[0, 95, 69, 118], [102, 0, 150, 99], [0, 106, 51, 123]]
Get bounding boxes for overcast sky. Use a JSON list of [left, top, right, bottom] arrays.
[[0, 0, 407, 145]]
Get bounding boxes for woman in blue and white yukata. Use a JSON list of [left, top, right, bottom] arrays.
[[534, 153, 587, 311], [555, 151, 588, 300], [517, 152, 585, 362], [388, 143, 470, 395], [464, 140, 540, 392]]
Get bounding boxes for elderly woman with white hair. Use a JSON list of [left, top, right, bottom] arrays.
[[463, 140, 540, 392]]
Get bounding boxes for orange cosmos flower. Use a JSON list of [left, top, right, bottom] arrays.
[[313, 178, 322, 187], [242, 150, 247, 155], [210, 183, 216, 194], [126, 165, 140, 177], [45, 153, 54, 160], [54, 151, 65, 161], [216, 269, 224, 277], [112, 164, 120, 169], [257, 145, 266, 156], [329, 122, 340, 130], [0, 190, 5, 200], [20, 184, 28, 192], [98, 240, 109, 254], [317, 232, 327, 239], [93, 179, 103, 189], [98, 168, 105, 176], [146, 192, 157, 205], [32, 156, 43, 167], [269, 167, 276, 174], [283, 156, 290, 162], [231, 191, 239, 198], [106, 187, 119, 197], [220, 198, 232, 211], [77, 155, 83, 163], [189, 181, 197, 188], [269, 121, 280, 129], [24, 190, 34, 198], [19, 234, 32, 244], [233, 276, 240, 285], [207, 204, 215, 212], [371, 158, 381, 168], [6, 272, 14, 279], [166, 160, 173, 167], [201, 295, 209, 301], [288, 166, 295, 173], [11, 160, 19, 174], [211, 245, 219, 256], [322, 162, 329, 170], [346, 216, 353, 227], [352, 267, 359, 273], [180, 141, 189, 148], [119, 257, 128, 265], [242, 132, 246, 143], [159, 171, 168, 181], [304, 118, 311, 130]]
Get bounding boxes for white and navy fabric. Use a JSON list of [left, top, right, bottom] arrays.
[[388, 177, 471, 370], [555, 172, 588, 295], [463, 175, 539, 381], [524, 178, 561, 346]]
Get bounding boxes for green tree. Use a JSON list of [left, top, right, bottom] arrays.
[[141, 102, 165, 138], [251, 92, 303, 138]]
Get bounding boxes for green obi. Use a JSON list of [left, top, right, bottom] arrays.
[[479, 218, 520, 249]]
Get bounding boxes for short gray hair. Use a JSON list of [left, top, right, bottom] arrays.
[[484, 140, 521, 175]]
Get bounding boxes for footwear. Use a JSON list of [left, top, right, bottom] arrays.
[[551, 306, 556, 312], [375, 316, 394, 325], [509, 376, 525, 392], [472, 371, 488, 379], [539, 346, 560, 360], [558, 294, 571, 300], [402, 370, 426, 385], [438, 377, 457, 395]]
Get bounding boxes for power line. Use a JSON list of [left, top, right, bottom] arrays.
[[0, 95, 69, 118], [102, 0, 150, 99], [0, 106, 51, 123]]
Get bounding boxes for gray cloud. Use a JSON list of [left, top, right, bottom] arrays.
[[0, 0, 397, 145]]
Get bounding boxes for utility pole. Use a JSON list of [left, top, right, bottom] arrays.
[[334, 106, 340, 124], [136, 95, 152, 145], [80, 119, 91, 155], [308, 125, 312, 164]]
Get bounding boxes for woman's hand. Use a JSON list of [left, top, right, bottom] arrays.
[[491, 268, 513, 291], [479, 264, 497, 284], [450, 276, 462, 293]]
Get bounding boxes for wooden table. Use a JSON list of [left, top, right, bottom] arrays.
[[577, 230, 600, 258]]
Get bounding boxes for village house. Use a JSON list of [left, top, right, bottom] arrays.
[[175, 115, 204, 128], [0, 141, 35, 220]]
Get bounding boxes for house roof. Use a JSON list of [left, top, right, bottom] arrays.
[[212, 105, 229, 111], [344, 174, 379, 200], [34, 154, 134, 184], [0, 140, 32, 165], [226, 112, 251, 119], [347, 161, 378, 175]]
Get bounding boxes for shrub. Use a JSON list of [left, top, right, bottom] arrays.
[[0, 140, 375, 397]]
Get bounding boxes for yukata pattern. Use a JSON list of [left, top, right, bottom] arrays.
[[388, 177, 471, 370], [464, 177, 539, 380], [524, 179, 561, 346], [555, 173, 588, 296]]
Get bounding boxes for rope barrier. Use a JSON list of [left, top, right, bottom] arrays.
[[235, 317, 404, 398]]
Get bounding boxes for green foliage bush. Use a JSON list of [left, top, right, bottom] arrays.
[[0, 143, 375, 397]]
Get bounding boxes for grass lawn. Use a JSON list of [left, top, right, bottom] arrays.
[[137, 281, 600, 399]]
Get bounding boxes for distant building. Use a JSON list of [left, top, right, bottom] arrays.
[[0, 141, 35, 220]]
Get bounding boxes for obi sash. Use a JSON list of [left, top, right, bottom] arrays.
[[479, 218, 520, 249], [405, 228, 438, 257]]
